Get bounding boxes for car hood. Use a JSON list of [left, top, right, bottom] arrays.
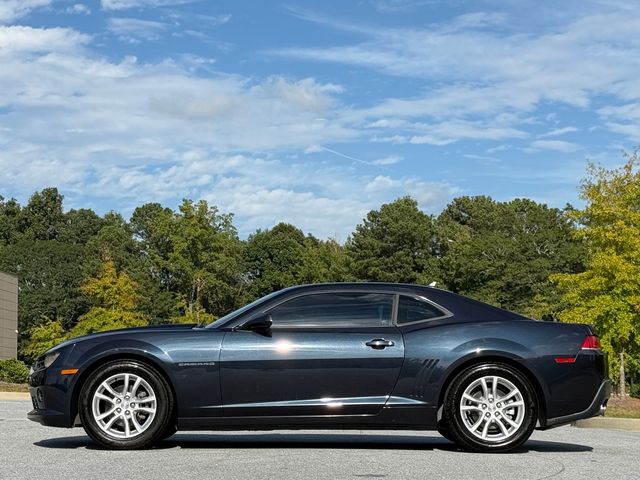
[[48, 323, 199, 353]]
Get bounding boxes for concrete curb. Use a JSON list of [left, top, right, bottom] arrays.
[[0, 392, 30, 401], [574, 417, 640, 432]]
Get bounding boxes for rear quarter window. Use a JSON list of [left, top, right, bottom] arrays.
[[397, 296, 447, 324]]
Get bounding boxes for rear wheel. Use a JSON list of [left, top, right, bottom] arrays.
[[443, 363, 537, 453], [79, 360, 174, 449]]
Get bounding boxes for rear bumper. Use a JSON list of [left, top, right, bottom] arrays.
[[542, 379, 612, 429]]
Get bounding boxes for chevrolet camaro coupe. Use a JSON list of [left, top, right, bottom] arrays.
[[28, 283, 611, 452]]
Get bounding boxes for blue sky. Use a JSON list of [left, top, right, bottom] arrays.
[[1, 0, 639, 239]]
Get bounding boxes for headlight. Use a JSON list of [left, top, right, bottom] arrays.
[[43, 352, 60, 368]]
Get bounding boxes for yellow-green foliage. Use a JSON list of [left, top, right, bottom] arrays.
[[23, 260, 148, 359], [22, 320, 66, 361], [81, 259, 140, 311], [551, 152, 640, 381], [70, 260, 147, 336]]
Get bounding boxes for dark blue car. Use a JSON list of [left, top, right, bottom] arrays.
[[28, 283, 611, 452]]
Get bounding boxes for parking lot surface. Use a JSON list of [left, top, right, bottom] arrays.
[[1, 399, 639, 480]]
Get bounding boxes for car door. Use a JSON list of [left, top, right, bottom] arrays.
[[219, 291, 404, 417]]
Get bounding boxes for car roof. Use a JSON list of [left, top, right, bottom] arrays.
[[276, 282, 438, 294]]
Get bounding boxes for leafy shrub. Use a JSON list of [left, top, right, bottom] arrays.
[[0, 358, 29, 384]]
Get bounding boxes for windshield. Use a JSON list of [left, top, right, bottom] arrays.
[[205, 290, 282, 328]]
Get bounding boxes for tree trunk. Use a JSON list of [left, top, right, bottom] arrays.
[[619, 350, 626, 397]]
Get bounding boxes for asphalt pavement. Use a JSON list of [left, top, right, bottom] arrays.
[[1, 399, 638, 480]]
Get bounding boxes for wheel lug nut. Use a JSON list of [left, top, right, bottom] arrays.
[[496, 403, 501, 408], [485, 412, 490, 417], [116, 408, 121, 413], [125, 410, 130, 416], [116, 399, 121, 403], [130, 403, 135, 408], [482, 404, 487, 409]]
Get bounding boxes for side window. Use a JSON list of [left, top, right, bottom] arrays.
[[268, 292, 394, 328], [397, 296, 445, 324]]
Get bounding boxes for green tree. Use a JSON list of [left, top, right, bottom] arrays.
[[58, 208, 105, 244], [19, 188, 65, 241], [23, 260, 150, 358], [243, 223, 349, 299], [0, 196, 21, 246], [347, 197, 438, 283], [131, 200, 244, 322], [299, 237, 351, 284], [0, 240, 89, 353], [84, 211, 176, 322], [170, 200, 243, 318], [243, 223, 308, 298], [68, 259, 148, 337], [551, 153, 640, 394], [436, 196, 583, 318]]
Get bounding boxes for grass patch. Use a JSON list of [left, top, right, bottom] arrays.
[[0, 381, 29, 393], [605, 395, 640, 419]]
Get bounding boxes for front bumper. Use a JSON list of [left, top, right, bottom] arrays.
[[27, 366, 77, 428], [27, 407, 70, 428], [543, 379, 612, 429]]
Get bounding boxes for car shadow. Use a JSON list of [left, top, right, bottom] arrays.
[[34, 432, 593, 453]]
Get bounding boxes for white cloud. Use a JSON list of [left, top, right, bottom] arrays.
[[0, 0, 49, 23], [304, 144, 323, 154], [448, 12, 508, 31], [17, 150, 455, 239], [598, 103, 640, 120], [372, 155, 402, 165], [274, 4, 640, 144], [0, 30, 355, 167], [538, 126, 578, 138], [373, 1, 435, 13], [66, 3, 91, 15], [530, 140, 581, 153], [107, 17, 167, 42], [602, 122, 640, 142], [2, 25, 448, 238], [409, 121, 527, 145], [0, 26, 89, 53], [364, 175, 401, 193], [101, 0, 197, 10]]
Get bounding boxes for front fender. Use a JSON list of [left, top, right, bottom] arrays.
[[65, 330, 225, 420]]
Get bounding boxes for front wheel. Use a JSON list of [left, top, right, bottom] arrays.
[[79, 360, 174, 449], [443, 363, 537, 453]]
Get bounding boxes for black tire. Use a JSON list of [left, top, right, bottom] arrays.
[[79, 360, 174, 449], [443, 363, 537, 453]]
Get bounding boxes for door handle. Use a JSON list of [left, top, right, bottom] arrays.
[[366, 339, 395, 349]]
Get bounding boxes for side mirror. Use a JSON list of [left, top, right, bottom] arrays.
[[239, 314, 273, 334]]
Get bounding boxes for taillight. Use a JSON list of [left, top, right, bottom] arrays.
[[581, 335, 601, 350]]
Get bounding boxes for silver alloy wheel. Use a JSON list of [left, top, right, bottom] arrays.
[[459, 375, 525, 442], [91, 372, 157, 439]]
